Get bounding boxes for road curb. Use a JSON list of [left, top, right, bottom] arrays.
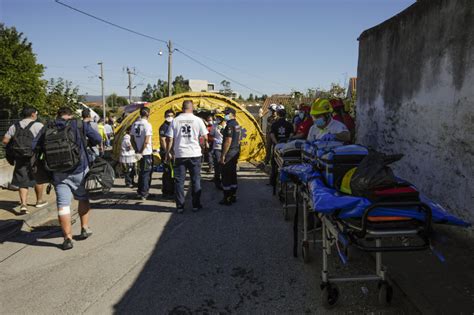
[[0, 203, 78, 242]]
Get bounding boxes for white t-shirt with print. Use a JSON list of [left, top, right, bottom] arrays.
[[131, 118, 153, 155], [307, 118, 348, 142], [166, 113, 208, 158]]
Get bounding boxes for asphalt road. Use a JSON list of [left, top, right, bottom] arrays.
[[0, 164, 418, 314]]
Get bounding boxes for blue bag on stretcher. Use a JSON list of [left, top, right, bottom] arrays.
[[301, 140, 344, 163], [307, 174, 470, 227]]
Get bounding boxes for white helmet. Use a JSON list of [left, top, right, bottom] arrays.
[[269, 103, 278, 111], [277, 104, 285, 110]]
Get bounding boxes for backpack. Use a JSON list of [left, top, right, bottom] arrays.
[[84, 157, 115, 193], [43, 120, 83, 173], [9, 121, 36, 159]]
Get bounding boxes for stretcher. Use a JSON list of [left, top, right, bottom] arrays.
[[279, 165, 470, 308], [272, 141, 305, 220]]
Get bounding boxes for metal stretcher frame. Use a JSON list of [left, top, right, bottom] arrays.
[[273, 150, 302, 220], [295, 186, 434, 308]]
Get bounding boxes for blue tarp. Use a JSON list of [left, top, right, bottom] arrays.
[[307, 175, 470, 227], [280, 163, 318, 183]]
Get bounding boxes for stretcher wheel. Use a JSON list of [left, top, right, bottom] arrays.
[[321, 284, 339, 309], [302, 243, 310, 263], [377, 282, 393, 306]]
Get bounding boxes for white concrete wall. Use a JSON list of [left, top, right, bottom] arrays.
[[356, 0, 474, 223]]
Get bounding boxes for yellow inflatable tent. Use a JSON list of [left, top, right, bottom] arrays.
[[113, 92, 266, 162]]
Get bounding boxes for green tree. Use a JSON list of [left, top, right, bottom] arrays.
[[141, 84, 154, 102], [44, 78, 83, 117], [107, 92, 128, 109], [247, 93, 254, 101], [0, 23, 46, 118], [328, 83, 346, 98], [172, 75, 190, 95]]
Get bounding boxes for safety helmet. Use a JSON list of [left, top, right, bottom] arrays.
[[310, 98, 332, 116], [269, 103, 278, 111]]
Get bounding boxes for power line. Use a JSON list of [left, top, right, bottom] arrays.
[[54, 0, 167, 44], [176, 49, 266, 95], [174, 43, 296, 91], [54, 0, 270, 95]]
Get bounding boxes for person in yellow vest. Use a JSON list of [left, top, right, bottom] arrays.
[[97, 118, 108, 155], [307, 99, 350, 143]]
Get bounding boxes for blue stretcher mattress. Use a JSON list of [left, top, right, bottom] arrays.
[[280, 163, 318, 183], [280, 165, 470, 227], [308, 176, 470, 226]]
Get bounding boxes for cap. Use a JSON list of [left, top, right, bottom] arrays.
[[224, 107, 236, 115]]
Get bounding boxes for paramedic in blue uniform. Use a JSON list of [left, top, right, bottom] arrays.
[[269, 107, 294, 187], [219, 107, 241, 206]]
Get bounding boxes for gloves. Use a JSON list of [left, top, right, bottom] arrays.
[[320, 133, 336, 141]]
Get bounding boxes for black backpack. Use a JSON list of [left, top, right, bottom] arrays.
[[84, 157, 115, 193], [9, 121, 36, 159], [43, 120, 83, 173]]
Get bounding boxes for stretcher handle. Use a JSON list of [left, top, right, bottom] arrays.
[[357, 201, 433, 239]]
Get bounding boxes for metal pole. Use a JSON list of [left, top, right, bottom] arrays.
[[167, 40, 172, 97], [127, 67, 132, 104], [98, 61, 105, 121]]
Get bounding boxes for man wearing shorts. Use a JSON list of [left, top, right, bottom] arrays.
[[34, 107, 101, 250], [2, 107, 46, 214]]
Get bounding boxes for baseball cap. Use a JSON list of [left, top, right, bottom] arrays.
[[224, 107, 236, 115]]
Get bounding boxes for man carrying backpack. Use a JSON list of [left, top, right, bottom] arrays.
[[2, 107, 47, 214], [34, 107, 102, 250]]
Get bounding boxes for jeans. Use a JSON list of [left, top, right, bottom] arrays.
[[122, 163, 136, 186], [213, 149, 222, 187], [207, 147, 214, 169], [174, 157, 202, 208], [137, 155, 153, 197]]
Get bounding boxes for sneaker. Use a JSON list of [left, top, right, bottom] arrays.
[[79, 227, 93, 240], [19, 204, 29, 215], [177, 207, 185, 214], [192, 204, 203, 212], [62, 238, 73, 250], [35, 200, 48, 208]]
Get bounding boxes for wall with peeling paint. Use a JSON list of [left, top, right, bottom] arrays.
[[356, 0, 474, 223]]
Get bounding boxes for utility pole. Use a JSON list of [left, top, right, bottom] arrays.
[[98, 61, 105, 121], [127, 67, 133, 104], [167, 40, 173, 97]]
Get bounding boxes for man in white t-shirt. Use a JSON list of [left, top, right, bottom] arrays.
[[306, 98, 350, 142], [165, 100, 209, 213], [131, 107, 153, 200]]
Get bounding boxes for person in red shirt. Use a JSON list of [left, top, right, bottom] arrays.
[[330, 99, 355, 143], [290, 105, 313, 140]]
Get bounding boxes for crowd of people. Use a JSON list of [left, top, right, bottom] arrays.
[[1, 97, 353, 251], [265, 98, 355, 185]]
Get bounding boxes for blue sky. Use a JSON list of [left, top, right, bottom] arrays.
[[1, 0, 415, 98]]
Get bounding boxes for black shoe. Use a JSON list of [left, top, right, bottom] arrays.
[[62, 238, 73, 250], [219, 199, 232, 206], [177, 207, 185, 214], [79, 227, 93, 240], [192, 204, 203, 212], [229, 195, 237, 203]]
